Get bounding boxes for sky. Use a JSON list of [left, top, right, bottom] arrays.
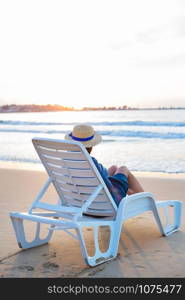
[[0, 0, 185, 108]]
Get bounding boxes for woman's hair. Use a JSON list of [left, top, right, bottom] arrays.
[[86, 147, 92, 154]]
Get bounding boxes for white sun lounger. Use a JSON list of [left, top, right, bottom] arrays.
[[10, 137, 182, 266]]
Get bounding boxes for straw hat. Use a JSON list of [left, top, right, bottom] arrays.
[[65, 123, 102, 147]]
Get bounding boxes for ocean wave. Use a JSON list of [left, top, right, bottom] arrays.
[[0, 157, 40, 164], [0, 128, 67, 134], [1, 128, 185, 139], [100, 130, 185, 139], [1, 120, 185, 127]]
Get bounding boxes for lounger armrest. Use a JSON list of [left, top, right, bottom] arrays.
[[117, 192, 156, 221], [10, 212, 77, 229], [119, 192, 155, 207], [156, 200, 182, 207]]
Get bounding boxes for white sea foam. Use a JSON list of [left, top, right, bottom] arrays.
[[0, 109, 185, 173]]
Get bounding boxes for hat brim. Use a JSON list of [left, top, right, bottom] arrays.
[[65, 132, 102, 147]]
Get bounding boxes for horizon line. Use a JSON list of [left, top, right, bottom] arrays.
[[1, 103, 185, 110]]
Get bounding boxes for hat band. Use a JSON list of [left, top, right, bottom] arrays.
[[69, 132, 94, 142]]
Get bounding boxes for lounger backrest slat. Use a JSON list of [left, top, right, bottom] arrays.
[[54, 173, 99, 186], [57, 188, 108, 202], [40, 148, 85, 160], [32, 138, 117, 217], [45, 164, 95, 178], [43, 156, 90, 169], [58, 187, 108, 203], [58, 182, 104, 194], [65, 198, 114, 210]]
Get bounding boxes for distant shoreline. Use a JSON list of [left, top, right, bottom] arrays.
[[0, 104, 185, 113]]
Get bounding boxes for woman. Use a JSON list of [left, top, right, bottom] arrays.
[[65, 123, 144, 206]]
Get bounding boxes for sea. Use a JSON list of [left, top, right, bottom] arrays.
[[0, 109, 185, 173]]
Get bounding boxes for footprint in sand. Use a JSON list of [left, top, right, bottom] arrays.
[[13, 265, 34, 271], [42, 262, 59, 269]]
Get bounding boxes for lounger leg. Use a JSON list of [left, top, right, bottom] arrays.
[[155, 200, 182, 236], [76, 223, 119, 267], [10, 216, 53, 249], [151, 204, 166, 236]]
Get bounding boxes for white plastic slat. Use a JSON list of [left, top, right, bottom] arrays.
[[44, 157, 66, 167], [68, 168, 95, 178], [66, 198, 113, 210], [57, 182, 104, 194], [49, 165, 95, 178], [47, 164, 67, 174], [35, 140, 80, 151], [53, 173, 99, 186], [58, 188, 109, 203], [85, 208, 113, 216], [44, 157, 90, 169], [89, 202, 113, 210], [39, 148, 85, 160], [64, 160, 90, 169]]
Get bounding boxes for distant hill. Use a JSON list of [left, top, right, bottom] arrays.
[[0, 104, 76, 113], [0, 104, 134, 112]]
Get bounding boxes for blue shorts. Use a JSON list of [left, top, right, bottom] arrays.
[[108, 173, 128, 206]]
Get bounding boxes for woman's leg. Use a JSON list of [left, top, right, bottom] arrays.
[[108, 165, 117, 176], [127, 171, 144, 195], [115, 166, 144, 195]]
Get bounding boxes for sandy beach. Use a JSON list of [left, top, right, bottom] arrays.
[[0, 166, 185, 278]]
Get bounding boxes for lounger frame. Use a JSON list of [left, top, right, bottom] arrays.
[[10, 138, 182, 266]]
